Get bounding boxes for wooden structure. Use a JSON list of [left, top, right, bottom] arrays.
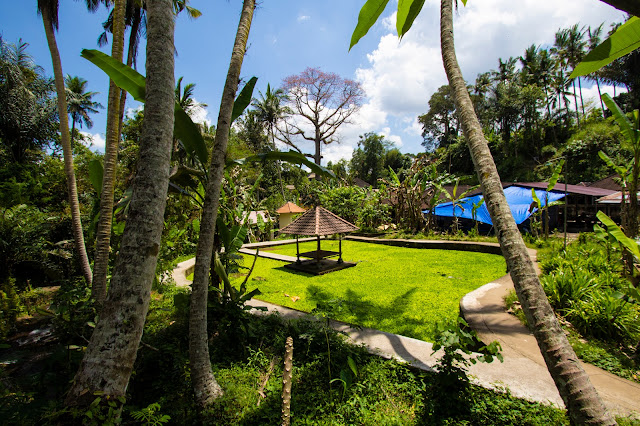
[[276, 202, 306, 230], [279, 206, 358, 275]]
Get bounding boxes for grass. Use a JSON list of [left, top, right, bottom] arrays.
[[233, 240, 506, 342]]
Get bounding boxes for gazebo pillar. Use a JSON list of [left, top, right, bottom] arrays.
[[338, 234, 343, 264], [296, 235, 301, 264], [316, 235, 322, 262]]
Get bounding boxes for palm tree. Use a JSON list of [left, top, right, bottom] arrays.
[[587, 24, 606, 114], [189, 0, 256, 408], [98, 0, 200, 136], [175, 76, 207, 115], [439, 0, 614, 423], [566, 25, 587, 117], [37, 0, 93, 285], [65, 0, 176, 407], [65, 75, 103, 147], [91, 1, 202, 305], [91, 0, 127, 305], [253, 83, 289, 197], [553, 25, 586, 126]]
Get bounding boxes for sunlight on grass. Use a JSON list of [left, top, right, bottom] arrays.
[[236, 240, 506, 342]]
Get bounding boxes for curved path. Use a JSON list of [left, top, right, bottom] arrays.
[[172, 237, 640, 419]]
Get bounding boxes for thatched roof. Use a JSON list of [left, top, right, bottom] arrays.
[[279, 206, 358, 235], [276, 202, 306, 214]]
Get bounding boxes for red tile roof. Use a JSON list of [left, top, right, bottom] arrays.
[[276, 202, 306, 214], [279, 206, 359, 235]]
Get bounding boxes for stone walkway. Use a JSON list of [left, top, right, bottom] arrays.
[[172, 238, 640, 419]]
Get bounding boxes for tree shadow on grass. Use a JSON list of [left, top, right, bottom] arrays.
[[306, 284, 430, 339]]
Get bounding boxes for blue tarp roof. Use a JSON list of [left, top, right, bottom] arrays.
[[424, 185, 566, 226]]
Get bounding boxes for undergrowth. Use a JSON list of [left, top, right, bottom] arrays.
[[505, 233, 640, 384]]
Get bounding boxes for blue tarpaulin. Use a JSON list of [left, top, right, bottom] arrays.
[[424, 185, 566, 226]]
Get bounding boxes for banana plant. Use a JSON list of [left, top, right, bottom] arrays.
[[599, 94, 640, 239], [212, 251, 262, 311], [543, 160, 564, 239], [471, 197, 485, 234], [600, 210, 639, 283], [571, 17, 640, 79], [435, 179, 478, 233]]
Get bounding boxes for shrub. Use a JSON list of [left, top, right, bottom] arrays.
[[0, 277, 20, 340], [565, 290, 640, 342], [319, 186, 365, 224], [541, 268, 600, 312]]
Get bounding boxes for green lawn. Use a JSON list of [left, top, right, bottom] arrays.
[[233, 240, 506, 342]]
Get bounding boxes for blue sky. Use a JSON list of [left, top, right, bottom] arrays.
[[0, 0, 627, 164]]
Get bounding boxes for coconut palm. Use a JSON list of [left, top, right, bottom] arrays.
[[189, 0, 256, 408], [0, 37, 57, 163], [438, 0, 614, 423], [65, 75, 103, 147], [99, 0, 200, 135], [253, 83, 289, 197], [91, 0, 127, 305], [587, 24, 607, 114], [65, 0, 176, 407], [553, 25, 587, 125], [36, 0, 92, 285]]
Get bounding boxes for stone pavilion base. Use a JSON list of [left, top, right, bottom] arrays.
[[284, 259, 356, 275]]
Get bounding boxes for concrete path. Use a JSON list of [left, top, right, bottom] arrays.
[[172, 238, 640, 419]]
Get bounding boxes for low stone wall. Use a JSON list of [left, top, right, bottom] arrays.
[[345, 235, 503, 255]]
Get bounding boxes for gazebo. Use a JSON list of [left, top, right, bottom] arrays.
[[279, 206, 359, 275]]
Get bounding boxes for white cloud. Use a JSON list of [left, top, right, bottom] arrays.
[[380, 127, 403, 148], [404, 117, 423, 137], [349, 0, 625, 154], [297, 15, 310, 23], [189, 99, 212, 127], [125, 104, 144, 119], [83, 132, 106, 153], [323, 143, 355, 165]]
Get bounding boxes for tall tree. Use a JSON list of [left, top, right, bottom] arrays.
[[553, 25, 586, 125], [419, 85, 459, 151], [65, 75, 103, 147], [437, 1, 614, 423], [350, 132, 390, 186], [189, 0, 256, 408], [278, 67, 364, 165], [351, 0, 615, 423], [0, 37, 58, 164], [253, 83, 289, 196], [92, 0, 127, 305], [37, 0, 93, 285], [65, 0, 175, 406], [587, 24, 607, 113]]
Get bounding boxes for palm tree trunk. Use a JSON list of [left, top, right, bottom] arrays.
[[65, 0, 175, 407], [189, 0, 255, 408], [118, 14, 140, 138], [572, 80, 580, 127], [40, 8, 93, 286], [70, 118, 76, 149], [595, 77, 605, 116], [92, 0, 127, 305], [578, 77, 586, 117], [439, 0, 615, 424]]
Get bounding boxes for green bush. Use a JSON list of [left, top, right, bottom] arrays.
[[565, 290, 640, 342], [0, 205, 79, 289], [319, 186, 365, 224], [0, 277, 20, 340], [541, 268, 599, 312]]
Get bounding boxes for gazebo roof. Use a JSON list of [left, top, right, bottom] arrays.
[[276, 201, 306, 214], [279, 206, 358, 235]]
